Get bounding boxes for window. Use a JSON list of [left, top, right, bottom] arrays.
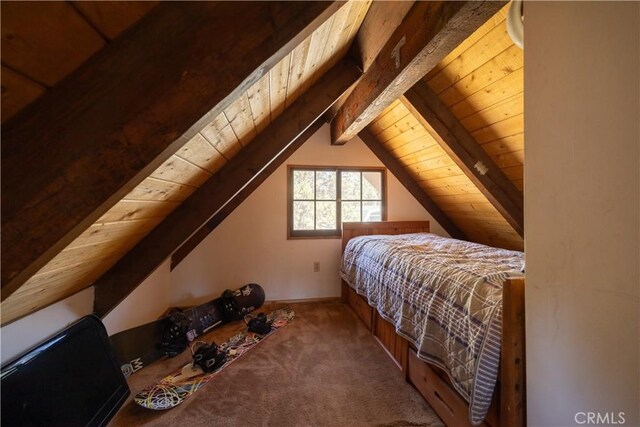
[[288, 166, 386, 238]]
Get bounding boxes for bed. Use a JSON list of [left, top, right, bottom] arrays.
[[340, 221, 526, 427]]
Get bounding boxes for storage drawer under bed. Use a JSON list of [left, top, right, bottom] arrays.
[[408, 349, 498, 427], [346, 285, 373, 330]]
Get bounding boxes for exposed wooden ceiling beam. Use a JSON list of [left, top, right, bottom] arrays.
[[401, 83, 524, 236], [330, 1, 506, 145], [93, 59, 361, 318], [358, 128, 466, 240], [170, 118, 325, 271], [349, 1, 415, 72], [1, 1, 343, 301], [325, 0, 416, 123]]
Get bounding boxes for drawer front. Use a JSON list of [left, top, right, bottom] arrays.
[[347, 287, 372, 330], [408, 349, 476, 427], [373, 312, 408, 371]]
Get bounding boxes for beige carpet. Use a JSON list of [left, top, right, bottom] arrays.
[[111, 302, 444, 427]]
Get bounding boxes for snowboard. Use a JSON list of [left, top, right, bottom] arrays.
[[134, 307, 294, 410], [110, 283, 265, 377]]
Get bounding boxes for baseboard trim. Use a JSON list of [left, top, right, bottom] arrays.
[[265, 297, 341, 305]]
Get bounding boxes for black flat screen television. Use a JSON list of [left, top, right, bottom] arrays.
[[1, 315, 130, 426]]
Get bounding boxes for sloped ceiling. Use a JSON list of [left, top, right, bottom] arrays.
[[1, 2, 523, 326], [366, 5, 524, 250], [0, 0, 371, 324]]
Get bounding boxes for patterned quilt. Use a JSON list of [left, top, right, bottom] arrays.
[[340, 233, 524, 425]]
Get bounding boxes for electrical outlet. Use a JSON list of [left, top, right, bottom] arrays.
[[313, 262, 320, 272]]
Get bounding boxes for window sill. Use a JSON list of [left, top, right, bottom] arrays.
[[287, 234, 342, 240]]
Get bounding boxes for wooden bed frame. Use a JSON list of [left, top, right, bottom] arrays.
[[341, 221, 526, 427]]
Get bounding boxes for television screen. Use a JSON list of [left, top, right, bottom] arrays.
[[1, 315, 130, 426]]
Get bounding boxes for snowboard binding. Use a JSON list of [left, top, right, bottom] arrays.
[[191, 341, 227, 373], [245, 312, 272, 335], [158, 310, 190, 357]]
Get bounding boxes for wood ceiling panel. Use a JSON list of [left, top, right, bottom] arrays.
[[366, 17, 525, 254], [368, 100, 406, 135], [97, 200, 180, 223], [372, 102, 413, 138], [377, 113, 423, 142], [299, 14, 335, 95], [404, 153, 457, 171], [1, 1, 105, 87], [36, 236, 143, 274], [464, 227, 522, 251], [1, 1, 370, 324], [326, 1, 358, 55], [426, 19, 513, 94], [316, 0, 364, 75], [412, 165, 466, 181], [481, 134, 524, 157], [247, 74, 271, 134], [200, 114, 242, 159], [175, 134, 227, 175], [423, 8, 523, 191], [438, 45, 523, 107], [269, 55, 291, 118], [419, 174, 475, 189], [285, 38, 312, 108], [401, 151, 454, 170], [438, 201, 500, 214], [224, 93, 257, 147], [471, 113, 524, 144], [503, 165, 523, 180], [490, 149, 524, 169], [0, 218, 161, 323], [460, 93, 523, 132], [379, 123, 430, 147], [1, 256, 120, 324], [393, 138, 440, 160], [449, 67, 523, 119], [0, 65, 45, 123], [426, 5, 508, 78], [124, 177, 197, 203], [72, 1, 159, 40], [194, 1, 369, 162], [0, 1, 158, 123], [150, 155, 212, 188], [424, 182, 484, 197], [66, 218, 163, 250]]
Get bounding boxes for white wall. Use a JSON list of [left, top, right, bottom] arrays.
[[0, 287, 94, 365], [0, 260, 172, 363], [170, 124, 447, 306], [101, 259, 172, 335], [525, 2, 639, 426]]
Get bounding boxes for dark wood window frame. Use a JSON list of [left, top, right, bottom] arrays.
[[287, 165, 387, 239]]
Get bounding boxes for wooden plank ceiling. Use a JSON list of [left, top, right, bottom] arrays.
[[1, 2, 523, 326], [366, 5, 524, 251], [0, 0, 372, 324], [1, 1, 159, 122]]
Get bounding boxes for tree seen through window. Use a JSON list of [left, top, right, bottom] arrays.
[[288, 166, 385, 238]]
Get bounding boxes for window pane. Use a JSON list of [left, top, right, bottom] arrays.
[[293, 170, 314, 200], [362, 201, 381, 222], [362, 171, 382, 200], [341, 171, 361, 200], [341, 201, 361, 222], [315, 171, 336, 200], [316, 201, 336, 230], [293, 201, 314, 230]]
